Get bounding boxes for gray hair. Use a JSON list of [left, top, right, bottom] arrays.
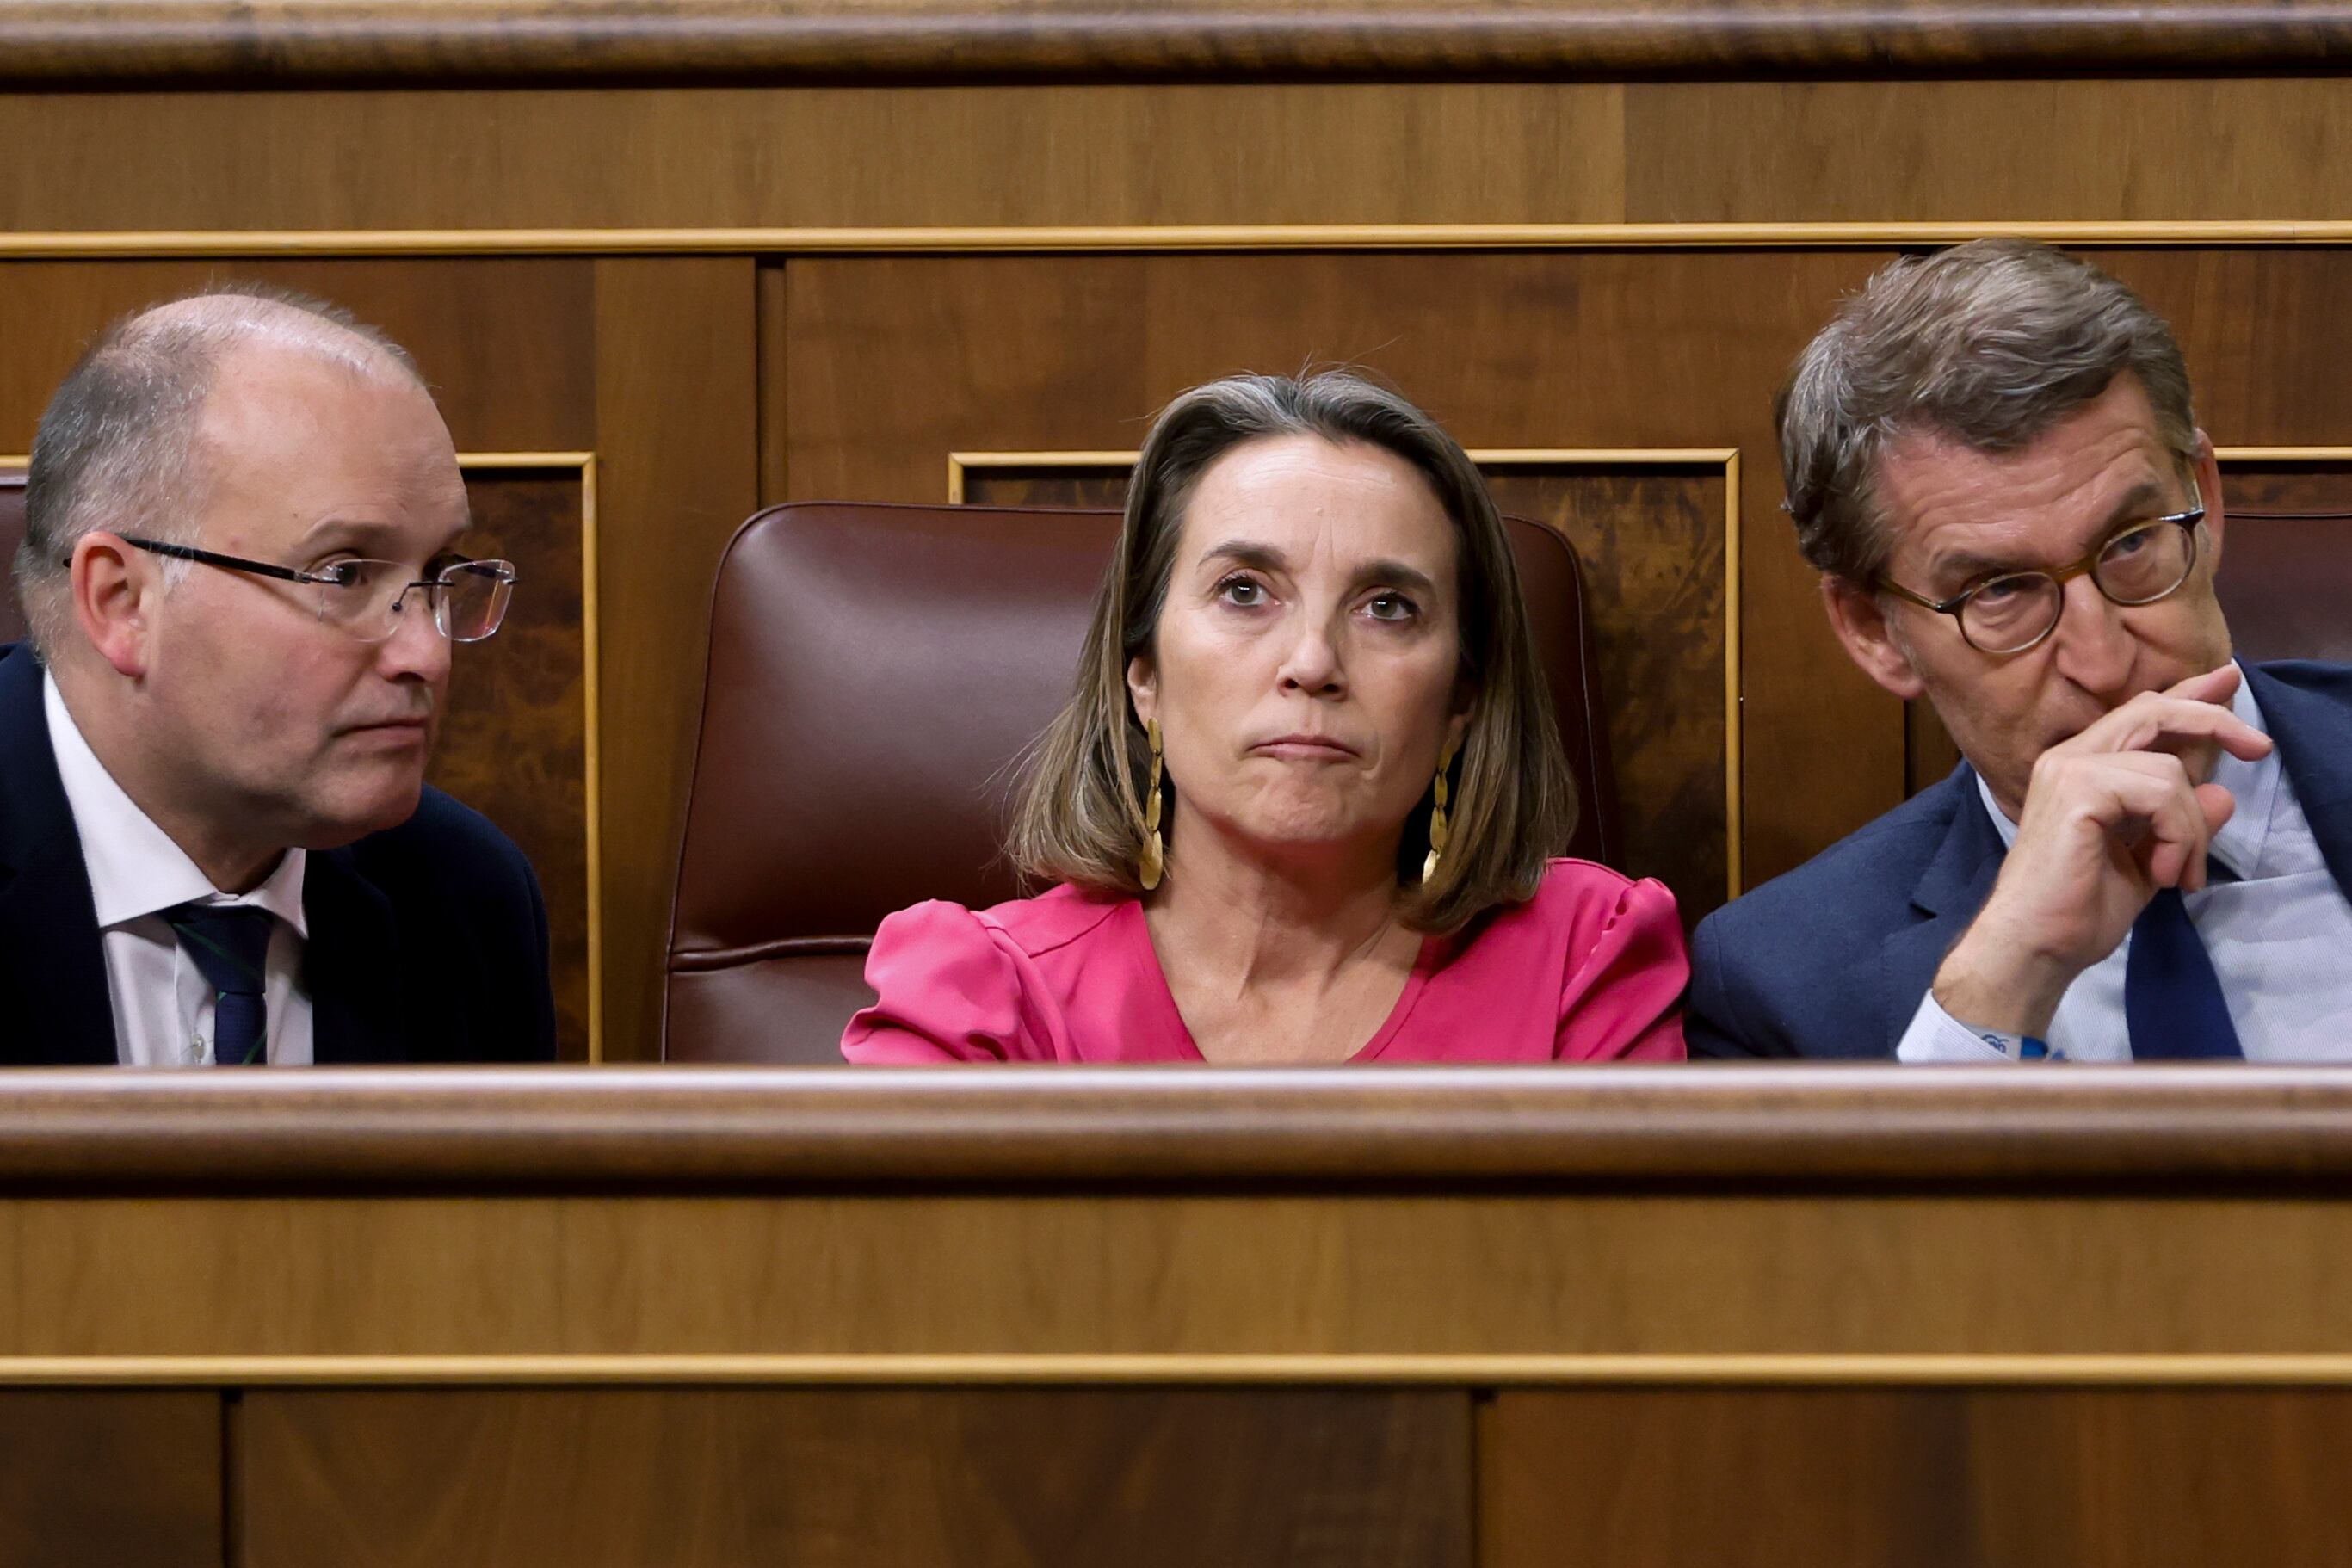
[[15, 285, 423, 656], [1007, 368, 1578, 935], [1777, 238, 2199, 583]]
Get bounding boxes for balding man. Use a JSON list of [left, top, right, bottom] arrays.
[[0, 287, 556, 1065]]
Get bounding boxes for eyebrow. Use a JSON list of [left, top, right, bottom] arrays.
[[1923, 478, 2178, 589], [1197, 540, 1442, 599]]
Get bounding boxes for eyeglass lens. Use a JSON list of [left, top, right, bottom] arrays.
[[1959, 520, 2196, 653], [317, 560, 515, 644]]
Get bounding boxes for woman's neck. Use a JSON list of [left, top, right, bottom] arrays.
[[1143, 806, 1412, 1000]]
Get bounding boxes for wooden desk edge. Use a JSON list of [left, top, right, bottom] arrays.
[[0, 1065, 2349, 1189]]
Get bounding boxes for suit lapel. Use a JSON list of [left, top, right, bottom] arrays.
[[1879, 766, 2008, 1055], [0, 646, 115, 1065], [301, 849, 409, 1065], [2246, 664, 2352, 900]]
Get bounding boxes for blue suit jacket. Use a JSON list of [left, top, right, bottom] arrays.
[[1688, 661, 2352, 1059], [0, 641, 558, 1065]]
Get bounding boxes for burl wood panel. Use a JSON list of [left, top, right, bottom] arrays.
[[963, 461, 1729, 916], [433, 469, 590, 1059], [782, 250, 1897, 894], [0, 1391, 221, 1567], [1483, 1387, 2352, 1568], [240, 1387, 1471, 1568]]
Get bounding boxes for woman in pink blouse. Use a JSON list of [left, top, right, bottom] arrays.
[[844, 371, 1688, 1065]]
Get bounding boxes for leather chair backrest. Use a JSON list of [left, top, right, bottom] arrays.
[[664, 502, 1620, 1062], [0, 472, 28, 646]]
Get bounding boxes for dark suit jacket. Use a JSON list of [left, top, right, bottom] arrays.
[[0, 641, 558, 1065], [1689, 661, 2352, 1059]]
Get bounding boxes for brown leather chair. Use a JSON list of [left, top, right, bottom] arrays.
[[664, 502, 1621, 1063], [0, 472, 28, 646]]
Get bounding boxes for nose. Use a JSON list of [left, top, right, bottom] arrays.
[[1275, 610, 1347, 697], [374, 585, 452, 688], [2046, 571, 2137, 698]]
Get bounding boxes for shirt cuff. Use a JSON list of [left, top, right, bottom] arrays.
[[1895, 989, 2053, 1063]]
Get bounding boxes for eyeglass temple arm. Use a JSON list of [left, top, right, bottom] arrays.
[[115, 536, 323, 586]]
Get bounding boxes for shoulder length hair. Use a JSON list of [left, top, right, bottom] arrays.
[[1007, 369, 1579, 934]]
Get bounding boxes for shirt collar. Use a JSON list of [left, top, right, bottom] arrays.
[[1974, 661, 2280, 880], [43, 670, 308, 937]]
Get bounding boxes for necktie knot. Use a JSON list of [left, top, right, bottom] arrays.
[[162, 904, 275, 1065]]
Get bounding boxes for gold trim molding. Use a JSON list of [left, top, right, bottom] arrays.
[[9, 1353, 2352, 1386], [11, 221, 2352, 259], [949, 447, 1744, 897]]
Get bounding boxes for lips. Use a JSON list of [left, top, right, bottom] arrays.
[[1250, 734, 1360, 761]]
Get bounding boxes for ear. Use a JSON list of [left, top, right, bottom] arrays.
[[70, 532, 158, 680], [1820, 574, 1927, 701], [2190, 429, 2225, 569], [1125, 652, 1158, 730]]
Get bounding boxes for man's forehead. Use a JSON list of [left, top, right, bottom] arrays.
[[1876, 407, 2178, 559]]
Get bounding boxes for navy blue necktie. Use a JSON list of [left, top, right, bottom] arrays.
[[164, 904, 276, 1066], [2123, 887, 2244, 1060]]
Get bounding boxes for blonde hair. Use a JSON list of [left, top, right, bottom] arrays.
[[1007, 370, 1578, 934]]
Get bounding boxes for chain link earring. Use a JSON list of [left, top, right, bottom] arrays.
[[1139, 718, 1167, 891], [1422, 734, 1460, 884]]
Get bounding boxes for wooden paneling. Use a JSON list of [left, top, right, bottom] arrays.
[[781, 249, 1896, 891], [2218, 459, 2352, 665], [1624, 79, 2352, 223], [436, 468, 593, 1059], [238, 1387, 1469, 1568], [0, 1391, 220, 1566], [1482, 1387, 2352, 1567], [590, 258, 760, 1061], [0, 86, 1627, 234]]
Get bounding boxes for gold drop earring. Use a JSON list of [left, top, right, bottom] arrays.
[[1139, 719, 1167, 891], [1423, 736, 1460, 884]]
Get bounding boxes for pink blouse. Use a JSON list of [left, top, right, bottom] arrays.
[[842, 859, 1688, 1064]]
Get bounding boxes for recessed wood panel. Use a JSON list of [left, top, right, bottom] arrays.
[[240, 1387, 1471, 1568], [1483, 1387, 2352, 1568], [2218, 458, 2352, 666], [0, 1391, 221, 1567], [435, 466, 592, 1059]]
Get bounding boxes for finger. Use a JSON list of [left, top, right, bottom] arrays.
[[2068, 692, 2273, 763], [2070, 756, 2214, 890], [2164, 664, 2242, 706], [2189, 782, 2238, 891]]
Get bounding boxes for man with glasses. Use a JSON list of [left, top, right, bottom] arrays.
[[0, 287, 556, 1065], [1689, 239, 2352, 1061]]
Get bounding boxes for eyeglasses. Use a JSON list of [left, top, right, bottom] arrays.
[[117, 536, 517, 644], [1877, 508, 2206, 656]]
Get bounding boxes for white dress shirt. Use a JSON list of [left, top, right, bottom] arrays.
[[45, 672, 313, 1066], [1900, 672, 2352, 1062]]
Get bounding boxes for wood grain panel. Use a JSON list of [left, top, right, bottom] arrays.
[[0, 1391, 221, 1566], [0, 258, 590, 454], [12, 1190, 2352, 1361], [239, 1387, 1469, 1568], [434, 469, 592, 1059], [0, 85, 1624, 234], [1625, 79, 2352, 223], [591, 258, 760, 1061], [781, 249, 1898, 892], [1483, 1387, 2352, 1567]]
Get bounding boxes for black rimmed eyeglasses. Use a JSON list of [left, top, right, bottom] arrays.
[[116, 536, 517, 644], [1877, 507, 2206, 656]]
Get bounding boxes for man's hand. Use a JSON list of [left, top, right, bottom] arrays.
[[1932, 664, 2273, 1038]]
